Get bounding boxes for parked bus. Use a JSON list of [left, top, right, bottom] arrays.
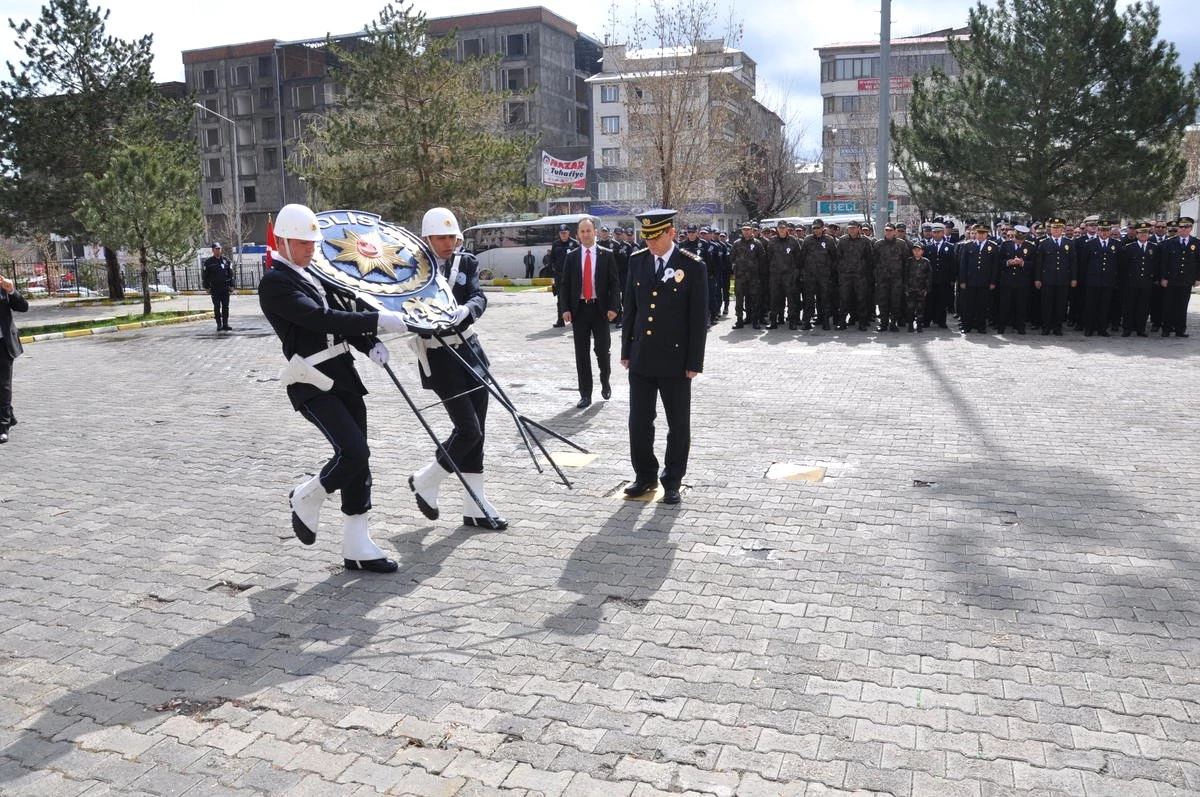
[[461, 213, 633, 279]]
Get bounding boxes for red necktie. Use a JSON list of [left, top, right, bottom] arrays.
[[583, 248, 594, 300]]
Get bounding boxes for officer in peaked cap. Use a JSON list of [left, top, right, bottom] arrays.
[[550, 223, 578, 327], [1034, 217, 1077, 335], [620, 209, 708, 506], [1159, 215, 1198, 336], [202, 242, 236, 331]]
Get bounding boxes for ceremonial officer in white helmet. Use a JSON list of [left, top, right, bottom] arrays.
[[258, 203, 412, 573], [407, 207, 507, 530]]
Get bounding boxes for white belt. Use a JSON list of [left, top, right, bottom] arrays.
[[279, 341, 351, 391], [408, 327, 477, 378], [305, 341, 351, 365]]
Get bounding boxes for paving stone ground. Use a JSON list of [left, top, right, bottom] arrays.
[[1, 289, 1199, 796]]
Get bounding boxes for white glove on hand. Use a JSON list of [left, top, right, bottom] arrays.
[[368, 341, 389, 366], [377, 309, 408, 333], [449, 306, 471, 328]]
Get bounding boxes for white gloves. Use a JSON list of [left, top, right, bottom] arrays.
[[368, 341, 389, 366], [448, 306, 471, 328], [377, 309, 407, 333]]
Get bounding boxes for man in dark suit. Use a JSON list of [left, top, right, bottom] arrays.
[[0, 274, 29, 444], [1034, 217, 1077, 336], [1120, 221, 1161, 336], [995, 225, 1035, 334], [258, 203, 409, 573], [1159, 216, 1199, 336], [559, 217, 620, 408], [957, 224, 999, 333], [620, 209, 708, 506]]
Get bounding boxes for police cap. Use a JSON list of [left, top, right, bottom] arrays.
[[638, 209, 677, 240]]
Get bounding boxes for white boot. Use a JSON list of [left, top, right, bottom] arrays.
[[461, 472, 508, 530], [341, 513, 398, 573], [409, 461, 449, 520], [289, 474, 327, 545]]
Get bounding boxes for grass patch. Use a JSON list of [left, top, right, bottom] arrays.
[[21, 310, 206, 337], [501, 285, 549, 292]]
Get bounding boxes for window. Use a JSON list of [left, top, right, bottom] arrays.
[[504, 33, 527, 57], [238, 153, 255, 177], [202, 69, 217, 91], [207, 158, 223, 180], [210, 187, 223, 206], [258, 55, 273, 77], [460, 37, 484, 59], [292, 84, 315, 110], [242, 185, 256, 204], [601, 116, 620, 135], [602, 147, 620, 168], [203, 98, 218, 113], [261, 116, 277, 140], [204, 127, 220, 147], [598, 180, 646, 201], [236, 122, 254, 147], [232, 64, 250, 87], [576, 110, 588, 137], [502, 68, 529, 92], [259, 86, 274, 108], [263, 148, 278, 170], [233, 93, 252, 116], [601, 85, 619, 103], [507, 101, 527, 126], [823, 96, 834, 113]]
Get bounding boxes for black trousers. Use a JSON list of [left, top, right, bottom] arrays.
[[1040, 284, 1070, 331], [628, 371, 692, 489], [961, 286, 990, 331], [925, 281, 953, 326], [298, 390, 371, 515], [433, 374, 488, 473], [1162, 285, 1193, 333], [1083, 286, 1113, 333], [0, 353, 14, 430], [1122, 284, 1152, 333], [570, 301, 611, 398], [211, 291, 230, 326], [994, 285, 1027, 331]]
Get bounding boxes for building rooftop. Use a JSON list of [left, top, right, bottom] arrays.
[[817, 27, 968, 51]]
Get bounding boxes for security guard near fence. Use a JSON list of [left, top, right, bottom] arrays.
[[202, 242, 236, 331], [620, 209, 708, 506]]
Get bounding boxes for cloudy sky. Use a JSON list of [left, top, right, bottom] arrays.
[[3, 0, 1199, 153]]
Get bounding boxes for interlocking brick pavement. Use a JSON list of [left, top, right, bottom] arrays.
[[2, 290, 1199, 795]]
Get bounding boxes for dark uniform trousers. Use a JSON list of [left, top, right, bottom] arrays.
[[299, 389, 372, 515], [629, 372, 691, 488], [571, 301, 611, 398], [425, 337, 490, 474]]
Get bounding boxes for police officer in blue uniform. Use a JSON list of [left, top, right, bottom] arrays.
[[1078, 220, 1120, 336], [1159, 216, 1199, 336], [1034, 217, 1077, 336], [1119, 221, 1161, 337], [621, 209, 708, 505], [202, 242, 236, 331]]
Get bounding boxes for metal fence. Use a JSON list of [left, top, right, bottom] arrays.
[[1, 257, 268, 297]]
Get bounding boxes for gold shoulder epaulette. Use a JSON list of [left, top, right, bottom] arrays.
[[631, 246, 649, 256], [680, 248, 703, 262]]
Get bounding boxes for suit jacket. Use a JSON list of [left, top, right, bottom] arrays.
[[1121, 240, 1160, 287], [621, 245, 708, 377], [1159, 235, 1200, 286], [1, 287, 29, 359], [1079, 236, 1121, 289], [925, 239, 958, 285], [257, 263, 379, 410], [558, 244, 620, 318]]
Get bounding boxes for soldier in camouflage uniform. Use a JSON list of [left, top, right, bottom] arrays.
[[905, 242, 932, 332], [835, 220, 875, 330], [767, 221, 802, 329], [873, 223, 909, 332], [798, 218, 838, 330], [731, 221, 767, 329]]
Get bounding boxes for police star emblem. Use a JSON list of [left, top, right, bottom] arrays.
[[328, 229, 405, 279]]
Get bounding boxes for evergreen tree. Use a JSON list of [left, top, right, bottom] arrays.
[[0, 0, 157, 298], [894, 0, 1200, 221], [293, 3, 540, 226], [76, 109, 204, 316]]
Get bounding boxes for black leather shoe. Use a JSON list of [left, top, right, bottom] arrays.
[[576, 396, 592, 408], [0, 432, 7, 444], [344, 557, 399, 573], [222, 325, 234, 331], [1052, 328, 1063, 336], [1098, 331, 1110, 337], [732, 321, 744, 329], [1122, 330, 1133, 337], [1178, 332, 1190, 337], [408, 475, 439, 520], [821, 320, 831, 330], [661, 488, 682, 504], [463, 514, 508, 531], [1162, 329, 1172, 337], [1136, 331, 1148, 337], [751, 321, 761, 329], [553, 321, 565, 328], [601, 385, 611, 400], [623, 480, 659, 497]]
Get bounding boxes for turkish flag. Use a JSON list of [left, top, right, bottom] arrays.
[[265, 214, 275, 269]]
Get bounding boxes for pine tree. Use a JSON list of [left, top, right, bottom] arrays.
[[894, 0, 1200, 221], [293, 3, 540, 226]]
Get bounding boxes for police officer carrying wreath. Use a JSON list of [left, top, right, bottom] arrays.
[[621, 209, 708, 506], [202, 242, 236, 331]]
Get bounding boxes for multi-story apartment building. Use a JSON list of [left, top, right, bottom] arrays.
[[586, 39, 782, 231], [816, 27, 966, 220]]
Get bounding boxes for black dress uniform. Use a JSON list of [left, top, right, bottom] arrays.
[[0, 282, 29, 442], [1078, 229, 1120, 336], [958, 231, 1000, 333], [258, 259, 382, 518], [202, 247, 236, 330], [924, 231, 957, 328], [1158, 218, 1199, 336], [1119, 226, 1160, 336], [621, 210, 708, 503], [995, 234, 1035, 334], [559, 241, 621, 405], [1034, 224, 1077, 335]]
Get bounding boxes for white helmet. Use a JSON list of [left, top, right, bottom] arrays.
[[422, 207, 461, 237], [275, 204, 323, 241]]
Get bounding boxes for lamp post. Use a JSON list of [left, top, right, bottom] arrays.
[[193, 103, 242, 275]]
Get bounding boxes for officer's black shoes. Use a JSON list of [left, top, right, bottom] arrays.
[[751, 321, 761, 330], [623, 480, 659, 498], [463, 514, 508, 531], [821, 320, 831, 331], [344, 557, 399, 573], [732, 321, 744, 329], [1016, 327, 1026, 334], [222, 325, 233, 331], [788, 322, 799, 330], [1122, 330, 1133, 337], [766, 323, 779, 330], [1178, 332, 1190, 337], [1085, 330, 1095, 337], [1043, 329, 1052, 335], [408, 475, 439, 520], [0, 432, 7, 444], [1137, 331, 1148, 337], [601, 384, 612, 400], [835, 322, 846, 330], [888, 323, 899, 332], [858, 322, 869, 331], [1053, 328, 1063, 336], [876, 324, 888, 333], [800, 321, 813, 331], [1098, 331, 1110, 337], [577, 396, 592, 408], [661, 487, 682, 505], [553, 320, 565, 328], [1152, 323, 1161, 331], [1162, 329, 1172, 337]]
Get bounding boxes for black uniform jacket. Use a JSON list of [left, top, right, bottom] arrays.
[[258, 262, 380, 410], [558, 244, 621, 318], [1120, 240, 1161, 286], [997, 240, 1035, 287], [422, 250, 490, 393], [1, 287, 29, 359], [1159, 235, 1200, 286], [621, 245, 708, 377]]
